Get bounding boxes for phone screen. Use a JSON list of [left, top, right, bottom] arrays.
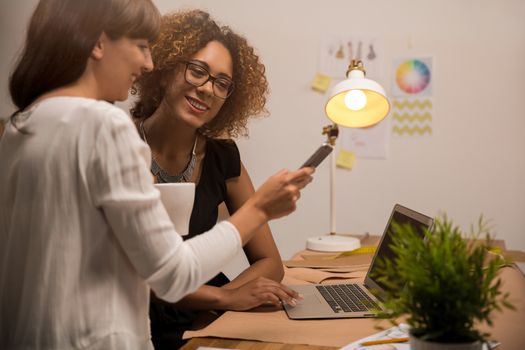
[[301, 144, 333, 168]]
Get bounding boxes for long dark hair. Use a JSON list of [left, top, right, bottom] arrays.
[[9, 0, 160, 113]]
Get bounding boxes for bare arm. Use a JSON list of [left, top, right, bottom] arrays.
[[224, 162, 284, 285], [172, 164, 309, 311]]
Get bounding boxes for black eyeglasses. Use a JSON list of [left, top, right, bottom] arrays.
[[179, 60, 235, 99]]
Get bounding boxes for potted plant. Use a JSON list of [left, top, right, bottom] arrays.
[[373, 216, 514, 350]]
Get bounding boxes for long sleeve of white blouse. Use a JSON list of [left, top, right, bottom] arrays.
[[87, 107, 241, 302]]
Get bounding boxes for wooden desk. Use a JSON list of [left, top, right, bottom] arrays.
[[181, 242, 525, 350], [181, 337, 337, 350]]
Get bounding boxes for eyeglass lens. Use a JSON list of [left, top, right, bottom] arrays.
[[185, 62, 234, 99]]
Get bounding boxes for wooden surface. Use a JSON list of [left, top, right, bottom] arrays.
[[181, 240, 525, 350], [181, 337, 338, 350]]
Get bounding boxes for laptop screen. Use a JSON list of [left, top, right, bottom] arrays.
[[364, 204, 433, 295]]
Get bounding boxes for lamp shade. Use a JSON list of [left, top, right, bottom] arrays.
[[325, 69, 390, 128]]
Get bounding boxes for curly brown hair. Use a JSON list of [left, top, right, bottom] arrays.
[[131, 9, 268, 138]]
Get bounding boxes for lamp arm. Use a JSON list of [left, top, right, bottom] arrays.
[[323, 124, 339, 146], [322, 124, 339, 236], [330, 146, 336, 235], [305, 123, 360, 251]]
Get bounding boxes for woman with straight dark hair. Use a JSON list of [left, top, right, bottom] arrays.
[[0, 0, 313, 349]]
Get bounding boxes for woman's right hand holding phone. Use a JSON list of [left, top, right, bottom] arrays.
[[253, 168, 314, 220], [229, 167, 314, 244]]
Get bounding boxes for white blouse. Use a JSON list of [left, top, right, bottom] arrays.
[[0, 97, 241, 349]]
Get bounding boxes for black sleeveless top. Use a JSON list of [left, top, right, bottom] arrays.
[[150, 138, 241, 350], [187, 138, 240, 238]]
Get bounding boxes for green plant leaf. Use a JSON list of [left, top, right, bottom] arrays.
[[372, 215, 513, 343]]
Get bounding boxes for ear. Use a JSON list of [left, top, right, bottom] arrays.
[[91, 32, 108, 60]]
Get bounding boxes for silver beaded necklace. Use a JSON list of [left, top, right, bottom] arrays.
[[140, 119, 198, 183]]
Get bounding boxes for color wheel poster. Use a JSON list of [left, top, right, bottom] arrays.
[[391, 57, 433, 136]]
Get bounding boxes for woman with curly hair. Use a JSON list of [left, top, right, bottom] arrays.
[[131, 9, 289, 349]]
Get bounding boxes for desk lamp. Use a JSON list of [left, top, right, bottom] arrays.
[[306, 59, 390, 251]]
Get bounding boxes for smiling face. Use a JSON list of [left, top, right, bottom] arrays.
[[95, 35, 154, 102], [162, 40, 233, 129]]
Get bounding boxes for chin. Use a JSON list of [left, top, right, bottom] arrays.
[[112, 91, 131, 103], [179, 112, 207, 129], [190, 118, 207, 130]]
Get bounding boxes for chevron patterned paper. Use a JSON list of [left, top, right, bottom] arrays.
[[391, 98, 433, 137]]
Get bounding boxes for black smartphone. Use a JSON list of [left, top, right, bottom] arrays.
[[300, 144, 333, 168]]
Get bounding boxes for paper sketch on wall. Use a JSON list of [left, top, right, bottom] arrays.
[[319, 36, 384, 80], [317, 36, 389, 159], [339, 118, 390, 160], [391, 57, 433, 136]]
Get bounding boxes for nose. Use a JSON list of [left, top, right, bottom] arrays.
[[197, 79, 214, 97], [142, 54, 154, 73]]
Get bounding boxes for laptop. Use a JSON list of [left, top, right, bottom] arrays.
[[284, 204, 434, 319]]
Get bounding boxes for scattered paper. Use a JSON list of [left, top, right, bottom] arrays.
[[340, 324, 500, 350], [341, 324, 410, 350]]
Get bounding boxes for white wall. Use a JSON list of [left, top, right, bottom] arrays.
[[2, 0, 524, 260]]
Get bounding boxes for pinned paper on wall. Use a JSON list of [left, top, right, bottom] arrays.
[[318, 36, 385, 81], [336, 149, 356, 170], [392, 57, 433, 98], [339, 118, 390, 158], [391, 57, 434, 137], [310, 73, 332, 93], [391, 98, 433, 136], [318, 35, 390, 158]]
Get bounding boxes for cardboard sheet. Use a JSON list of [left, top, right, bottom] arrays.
[[184, 266, 525, 349], [283, 254, 372, 269], [184, 234, 524, 350], [284, 266, 366, 284], [183, 309, 387, 347]]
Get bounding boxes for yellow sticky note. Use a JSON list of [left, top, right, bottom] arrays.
[[311, 73, 331, 93], [336, 149, 355, 170]]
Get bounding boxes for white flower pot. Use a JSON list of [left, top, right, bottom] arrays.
[[410, 335, 482, 350]]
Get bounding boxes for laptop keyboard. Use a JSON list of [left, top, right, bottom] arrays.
[[316, 284, 379, 313]]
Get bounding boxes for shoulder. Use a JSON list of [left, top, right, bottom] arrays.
[[205, 138, 241, 179], [40, 97, 132, 128], [207, 138, 238, 153], [59, 98, 145, 156], [74, 99, 138, 138], [22, 97, 137, 143], [77, 98, 131, 126]]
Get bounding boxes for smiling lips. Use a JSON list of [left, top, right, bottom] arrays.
[[186, 96, 209, 112]]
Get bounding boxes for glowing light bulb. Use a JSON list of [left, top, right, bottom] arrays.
[[344, 89, 367, 111]]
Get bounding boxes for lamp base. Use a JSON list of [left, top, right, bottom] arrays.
[[306, 234, 361, 252]]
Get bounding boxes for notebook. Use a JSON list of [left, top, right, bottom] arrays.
[[284, 204, 434, 319]]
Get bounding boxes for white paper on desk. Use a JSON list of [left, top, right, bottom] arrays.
[[340, 325, 500, 350], [340, 324, 410, 350], [515, 262, 525, 277]]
